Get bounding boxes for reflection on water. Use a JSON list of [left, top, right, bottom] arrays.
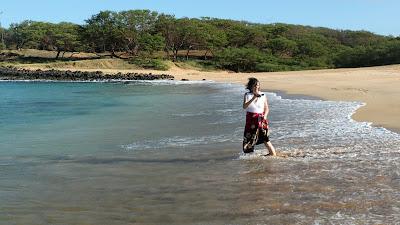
[[1, 149, 399, 224]]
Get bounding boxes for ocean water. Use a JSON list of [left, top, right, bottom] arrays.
[[0, 81, 399, 224]]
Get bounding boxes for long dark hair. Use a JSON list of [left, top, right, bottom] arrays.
[[246, 77, 259, 93]]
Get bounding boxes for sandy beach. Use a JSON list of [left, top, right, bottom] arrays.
[[11, 63, 400, 132]]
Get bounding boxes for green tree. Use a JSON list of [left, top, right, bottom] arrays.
[[214, 47, 265, 72], [334, 40, 400, 68], [83, 11, 121, 53], [268, 23, 290, 37], [8, 20, 49, 49], [4, 9, 400, 72], [8, 21, 82, 58], [52, 22, 82, 59], [117, 10, 160, 56], [266, 37, 298, 57], [178, 18, 226, 60], [155, 16, 202, 61], [338, 30, 385, 47], [203, 18, 252, 47], [200, 20, 227, 59], [137, 33, 165, 56], [245, 26, 269, 50], [296, 39, 327, 57], [221, 21, 251, 48], [0, 27, 5, 50], [173, 18, 203, 60], [155, 14, 177, 59]]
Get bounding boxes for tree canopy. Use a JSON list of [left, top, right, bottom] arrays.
[[1, 9, 399, 71]]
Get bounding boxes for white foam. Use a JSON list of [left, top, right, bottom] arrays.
[[238, 150, 269, 160], [237, 91, 400, 161], [172, 112, 211, 117], [121, 134, 236, 151], [115, 81, 400, 159], [127, 79, 216, 86]]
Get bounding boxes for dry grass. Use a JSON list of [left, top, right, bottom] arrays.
[[14, 58, 141, 70], [0, 49, 216, 71], [1, 49, 99, 59], [0, 49, 141, 70]]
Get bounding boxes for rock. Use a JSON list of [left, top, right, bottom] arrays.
[[0, 67, 175, 81]]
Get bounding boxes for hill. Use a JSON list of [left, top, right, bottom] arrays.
[[1, 10, 400, 72]]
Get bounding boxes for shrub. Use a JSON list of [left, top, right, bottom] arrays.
[[130, 58, 170, 70], [214, 47, 265, 72], [255, 63, 288, 72]]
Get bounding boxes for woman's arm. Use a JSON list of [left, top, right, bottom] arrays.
[[243, 93, 257, 109], [264, 97, 269, 118]]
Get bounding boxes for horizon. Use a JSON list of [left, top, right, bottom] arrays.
[[0, 0, 399, 37]]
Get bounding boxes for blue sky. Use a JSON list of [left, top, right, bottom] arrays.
[[0, 0, 399, 36]]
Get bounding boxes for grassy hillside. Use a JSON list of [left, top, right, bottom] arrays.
[[0, 49, 217, 71]]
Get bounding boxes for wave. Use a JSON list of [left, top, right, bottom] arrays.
[[172, 112, 212, 117], [127, 79, 216, 86], [121, 133, 240, 151]]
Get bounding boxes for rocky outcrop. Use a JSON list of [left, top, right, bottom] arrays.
[[0, 66, 174, 81]]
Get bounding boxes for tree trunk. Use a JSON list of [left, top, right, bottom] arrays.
[[164, 48, 170, 60], [1, 32, 4, 46], [55, 50, 61, 59], [17, 41, 25, 50], [69, 52, 81, 58], [133, 45, 139, 57], [186, 48, 190, 60], [111, 49, 131, 59], [204, 50, 209, 60], [173, 49, 178, 62]]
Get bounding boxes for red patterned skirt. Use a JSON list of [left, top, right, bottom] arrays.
[[242, 112, 269, 153]]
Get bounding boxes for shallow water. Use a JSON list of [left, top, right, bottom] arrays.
[[0, 81, 399, 224]]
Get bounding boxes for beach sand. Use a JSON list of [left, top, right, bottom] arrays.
[[17, 63, 400, 133]]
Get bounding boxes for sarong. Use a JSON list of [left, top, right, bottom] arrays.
[[242, 112, 269, 153]]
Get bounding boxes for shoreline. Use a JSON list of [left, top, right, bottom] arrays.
[[269, 88, 400, 134], [3, 64, 400, 133], [167, 64, 400, 133]]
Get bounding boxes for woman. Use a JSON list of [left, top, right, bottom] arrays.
[[242, 77, 277, 156]]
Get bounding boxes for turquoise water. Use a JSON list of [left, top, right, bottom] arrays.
[[1, 81, 400, 224], [0, 81, 241, 157]]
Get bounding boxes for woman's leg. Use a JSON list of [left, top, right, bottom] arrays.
[[264, 141, 277, 156]]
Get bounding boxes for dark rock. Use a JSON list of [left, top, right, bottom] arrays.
[[0, 67, 175, 81]]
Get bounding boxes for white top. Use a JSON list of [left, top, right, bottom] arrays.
[[245, 92, 266, 113]]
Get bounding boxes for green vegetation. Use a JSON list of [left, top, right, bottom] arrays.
[[130, 58, 169, 70], [174, 59, 218, 71], [1, 9, 399, 71]]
